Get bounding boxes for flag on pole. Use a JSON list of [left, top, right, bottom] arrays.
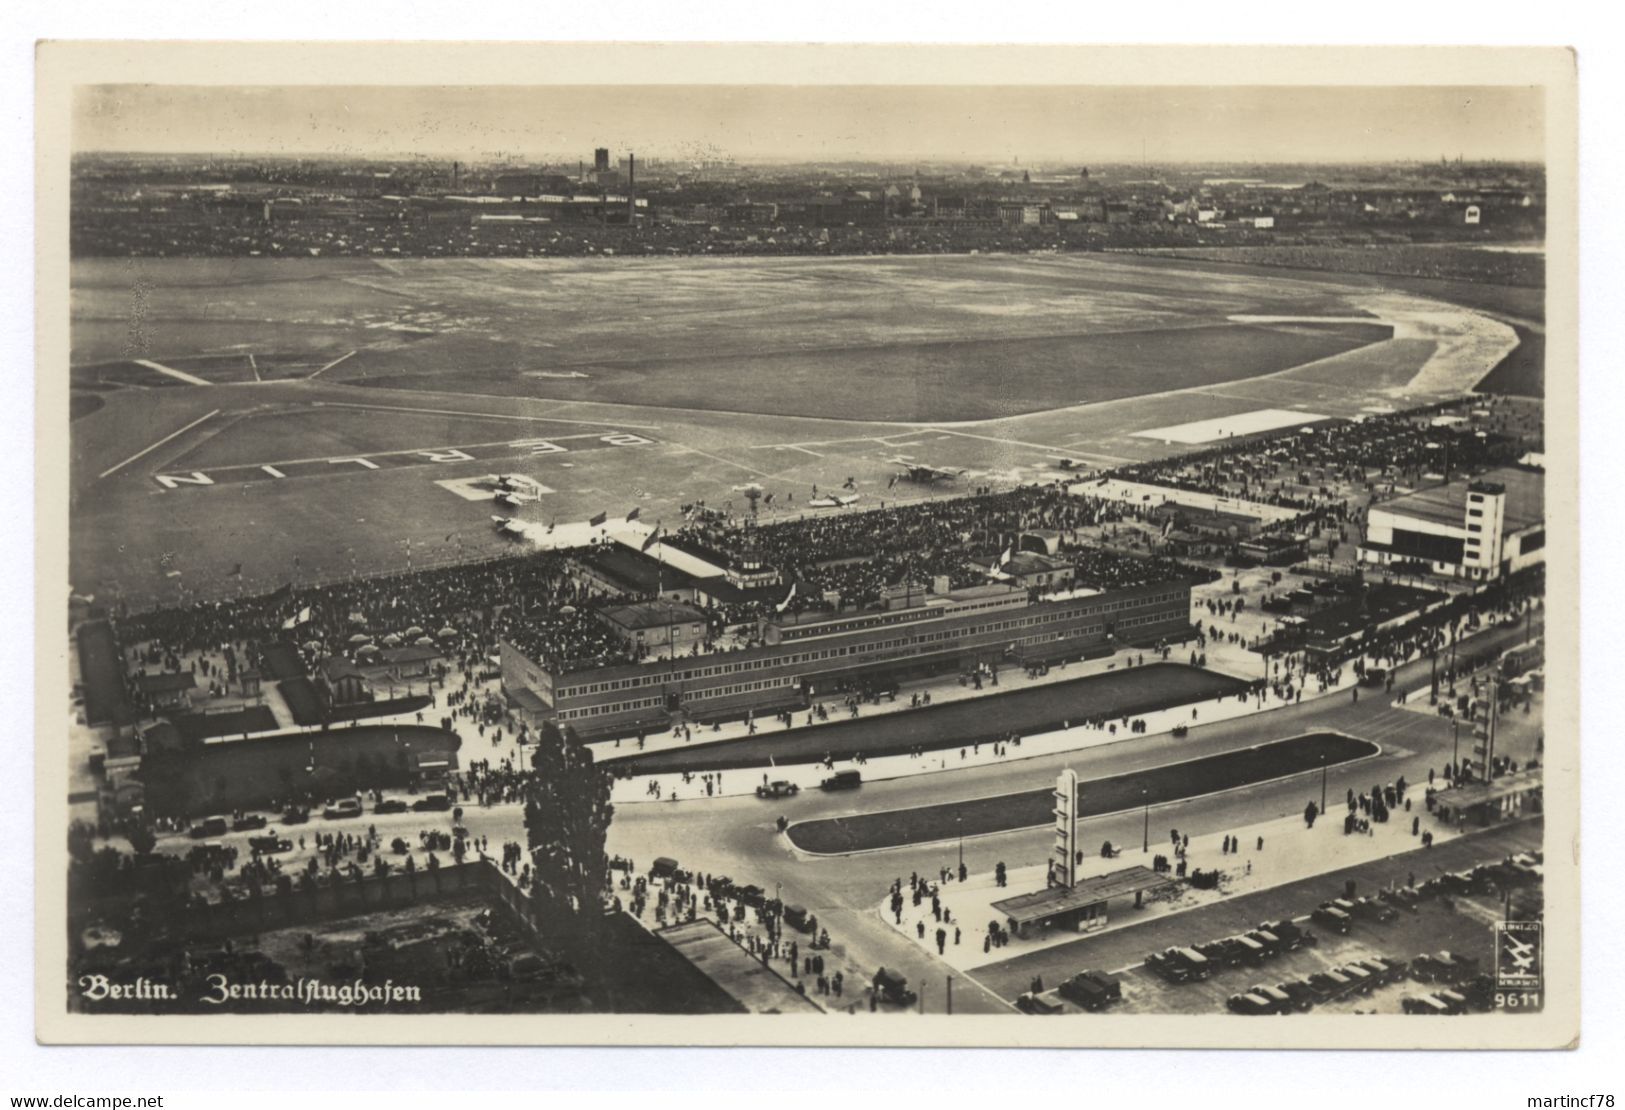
[[775, 581, 798, 613], [589, 511, 608, 528], [627, 507, 641, 521], [997, 545, 1013, 568], [641, 527, 662, 552]]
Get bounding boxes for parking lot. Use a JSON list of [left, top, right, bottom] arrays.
[[981, 819, 1542, 1016]]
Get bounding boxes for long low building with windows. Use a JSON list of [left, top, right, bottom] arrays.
[[501, 579, 1193, 738]]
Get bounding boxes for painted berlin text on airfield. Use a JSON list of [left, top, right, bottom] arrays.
[[36, 42, 1579, 1048]]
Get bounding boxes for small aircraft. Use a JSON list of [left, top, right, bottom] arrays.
[[808, 493, 861, 509], [490, 474, 532, 491], [890, 456, 968, 484], [490, 515, 525, 537], [493, 487, 539, 507]]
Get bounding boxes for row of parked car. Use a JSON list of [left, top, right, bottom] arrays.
[[1227, 954, 1410, 1014], [755, 770, 863, 798], [1225, 946, 1494, 1016], [1016, 969, 1124, 1014], [1148, 918, 1318, 984], [185, 793, 454, 839]]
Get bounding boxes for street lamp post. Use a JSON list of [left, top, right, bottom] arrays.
[[1142, 789, 1150, 854], [957, 813, 964, 872], [1452, 718, 1461, 776], [1320, 754, 1328, 816]]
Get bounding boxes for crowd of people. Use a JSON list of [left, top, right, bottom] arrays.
[[1111, 402, 1534, 523]]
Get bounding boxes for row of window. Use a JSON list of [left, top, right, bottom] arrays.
[[570, 607, 1186, 721], [553, 591, 1187, 700], [559, 696, 664, 721]]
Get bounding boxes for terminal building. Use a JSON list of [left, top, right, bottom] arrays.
[[1359, 466, 1545, 581], [501, 578, 1194, 738]]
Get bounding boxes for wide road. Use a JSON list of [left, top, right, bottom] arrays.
[[612, 663, 1248, 774], [603, 615, 1542, 1015], [787, 731, 1376, 853]]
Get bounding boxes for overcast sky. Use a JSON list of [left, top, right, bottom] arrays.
[[74, 84, 1544, 164]]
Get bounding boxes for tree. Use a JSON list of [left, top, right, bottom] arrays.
[[523, 721, 614, 949], [126, 823, 158, 856]]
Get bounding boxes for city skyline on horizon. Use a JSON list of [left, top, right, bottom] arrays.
[[74, 84, 1545, 165]]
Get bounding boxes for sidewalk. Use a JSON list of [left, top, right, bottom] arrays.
[[880, 798, 1485, 974]]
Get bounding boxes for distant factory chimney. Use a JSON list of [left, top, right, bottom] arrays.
[[594, 147, 610, 173], [627, 152, 636, 224], [452, 161, 461, 189]]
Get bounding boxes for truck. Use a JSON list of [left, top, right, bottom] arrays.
[[820, 770, 863, 791]]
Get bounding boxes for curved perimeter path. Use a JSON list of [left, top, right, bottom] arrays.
[[787, 731, 1377, 854], [610, 663, 1250, 775]]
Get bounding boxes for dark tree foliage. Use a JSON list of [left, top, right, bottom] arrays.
[[523, 721, 614, 947]]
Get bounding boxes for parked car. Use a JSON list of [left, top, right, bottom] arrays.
[[1412, 951, 1480, 984], [411, 793, 451, 812], [1353, 957, 1404, 986], [1312, 905, 1353, 934], [1433, 989, 1470, 1015], [1402, 993, 1454, 1015], [1258, 919, 1314, 950], [1147, 947, 1211, 983], [782, 904, 812, 932], [820, 770, 863, 791], [1227, 935, 1269, 965], [872, 968, 916, 1007], [1077, 969, 1122, 1002], [248, 833, 293, 855], [1350, 896, 1399, 924], [1059, 972, 1117, 1011], [1379, 888, 1420, 912], [1227, 992, 1279, 1015], [1307, 970, 1356, 1004], [756, 780, 800, 799], [323, 798, 364, 820], [1336, 963, 1375, 995], [1276, 980, 1318, 1012], [736, 884, 767, 908], [231, 814, 268, 832], [1015, 992, 1064, 1015], [1249, 984, 1297, 1013], [281, 806, 310, 825], [650, 857, 680, 880], [373, 799, 409, 815], [188, 816, 229, 839], [1246, 929, 1285, 958]]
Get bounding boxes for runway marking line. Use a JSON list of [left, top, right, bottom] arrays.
[[181, 431, 623, 473], [133, 359, 212, 387], [307, 350, 356, 379], [313, 399, 659, 431], [97, 409, 221, 479]]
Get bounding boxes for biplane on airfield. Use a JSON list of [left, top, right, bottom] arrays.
[[490, 515, 526, 538], [888, 455, 969, 485]]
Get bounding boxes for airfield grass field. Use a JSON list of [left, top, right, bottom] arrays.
[[72, 253, 1396, 423], [66, 251, 1535, 606]]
